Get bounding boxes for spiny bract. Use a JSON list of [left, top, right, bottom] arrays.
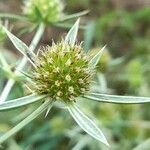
[[32, 41, 93, 102], [23, 0, 64, 23]]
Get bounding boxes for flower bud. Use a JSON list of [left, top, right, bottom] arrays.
[[23, 0, 64, 23]]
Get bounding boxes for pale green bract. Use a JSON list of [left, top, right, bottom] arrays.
[[60, 10, 89, 22], [84, 93, 150, 104], [0, 94, 47, 111], [0, 23, 45, 104], [2, 26, 35, 66], [89, 45, 106, 68], [0, 100, 53, 144], [65, 18, 80, 46], [68, 104, 109, 147]]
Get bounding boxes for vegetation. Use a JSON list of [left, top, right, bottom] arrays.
[[0, 0, 149, 149]]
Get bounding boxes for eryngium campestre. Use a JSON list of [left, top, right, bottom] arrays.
[[32, 41, 93, 102], [23, 0, 64, 23]]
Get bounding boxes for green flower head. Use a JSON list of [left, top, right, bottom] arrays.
[[23, 0, 64, 23], [32, 41, 93, 102]]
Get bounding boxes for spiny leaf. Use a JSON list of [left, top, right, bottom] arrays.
[[89, 45, 106, 68], [84, 93, 150, 104], [65, 19, 80, 46], [0, 94, 47, 111], [0, 13, 26, 20], [2, 26, 36, 66], [0, 100, 53, 144], [60, 10, 89, 22], [67, 104, 109, 147]]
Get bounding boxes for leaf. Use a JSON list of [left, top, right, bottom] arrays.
[[60, 10, 89, 21], [67, 104, 109, 147], [0, 13, 26, 20], [54, 23, 85, 30], [2, 26, 36, 66], [0, 94, 47, 111], [65, 19, 80, 46], [0, 23, 45, 103], [89, 45, 106, 68], [84, 93, 150, 104], [0, 100, 53, 144]]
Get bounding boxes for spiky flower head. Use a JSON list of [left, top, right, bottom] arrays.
[[23, 0, 64, 23], [32, 41, 93, 103]]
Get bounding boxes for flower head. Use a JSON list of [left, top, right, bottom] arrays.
[[32, 41, 93, 102], [23, 0, 64, 23]]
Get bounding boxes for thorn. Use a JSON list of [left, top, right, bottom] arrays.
[[45, 105, 51, 118], [100, 45, 106, 52]]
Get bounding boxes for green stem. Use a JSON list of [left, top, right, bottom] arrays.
[[0, 100, 53, 144], [0, 23, 45, 103]]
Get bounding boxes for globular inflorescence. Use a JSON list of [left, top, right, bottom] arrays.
[[32, 41, 93, 102], [23, 0, 64, 23]]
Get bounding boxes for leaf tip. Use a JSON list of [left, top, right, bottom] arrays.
[[103, 139, 110, 147], [100, 45, 106, 53], [86, 9, 90, 14], [76, 18, 80, 25]]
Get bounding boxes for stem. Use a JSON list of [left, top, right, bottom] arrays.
[[0, 100, 53, 144], [0, 23, 45, 103]]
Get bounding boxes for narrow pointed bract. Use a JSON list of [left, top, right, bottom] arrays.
[[67, 104, 109, 147], [0, 94, 47, 111], [89, 45, 106, 68], [60, 10, 89, 21], [0, 100, 53, 144], [2, 26, 36, 66], [65, 19, 80, 46], [84, 93, 150, 104]]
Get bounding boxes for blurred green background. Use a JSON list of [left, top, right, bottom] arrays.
[[0, 0, 150, 149]]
